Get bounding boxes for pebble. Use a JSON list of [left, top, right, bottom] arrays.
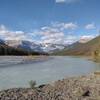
[[0, 75, 100, 100]]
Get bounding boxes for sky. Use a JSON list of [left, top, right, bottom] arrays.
[[0, 0, 100, 44]]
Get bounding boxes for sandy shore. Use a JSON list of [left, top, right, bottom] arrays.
[[0, 74, 100, 100]]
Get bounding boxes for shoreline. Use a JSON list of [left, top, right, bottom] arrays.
[[0, 74, 100, 100], [0, 56, 50, 67]]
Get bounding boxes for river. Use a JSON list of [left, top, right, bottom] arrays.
[[0, 56, 100, 90]]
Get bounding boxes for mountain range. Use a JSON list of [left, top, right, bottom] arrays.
[[0, 39, 41, 55], [0, 35, 100, 56], [5, 40, 67, 53], [53, 35, 100, 56], [0, 39, 67, 55]]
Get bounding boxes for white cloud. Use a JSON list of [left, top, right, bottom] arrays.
[[52, 22, 78, 30], [39, 27, 65, 44], [41, 32, 64, 44], [40, 27, 77, 44], [0, 25, 7, 31], [85, 23, 96, 30], [41, 35, 77, 44], [31, 22, 78, 44], [56, 0, 66, 3], [79, 35, 96, 43], [41, 27, 59, 35], [0, 22, 82, 45], [63, 35, 77, 44], [62, 22, 78, 30], [41, 33, 64, 40], [55, 0, 80, 3], [0, 25, 33, 41]]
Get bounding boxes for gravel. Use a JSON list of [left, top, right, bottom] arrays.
[[0, 74, 100, 100]]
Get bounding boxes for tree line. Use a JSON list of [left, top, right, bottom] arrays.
[[0, 44, 42, 56]]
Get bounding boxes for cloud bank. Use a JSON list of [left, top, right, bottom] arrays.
[[0, 22, 98, 45], [55, 0, 80, 3], [32, 22, 78, 44], [0, 25, 33, 41], [85, 23, 96, 30]]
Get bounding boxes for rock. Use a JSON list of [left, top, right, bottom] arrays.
[[94, 71, 100, 75], [0, 75, 100, 100], [38, 84, 46, 89], [82, 90, 90, 97]]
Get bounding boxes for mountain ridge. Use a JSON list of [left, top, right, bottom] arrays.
[[0, 39, 42, 55], [53, 35, 100, 56], [5, 40, 67, 53]]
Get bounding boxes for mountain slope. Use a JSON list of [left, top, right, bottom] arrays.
[[5, 40, 67, 53], [53, 35, 100, 56], [0, 39, 41, 55]]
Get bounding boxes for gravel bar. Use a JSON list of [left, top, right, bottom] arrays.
[[0, 74, 100, 100]]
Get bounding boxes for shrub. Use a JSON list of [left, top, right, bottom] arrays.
[[29, 80, 36, 89], [92, 49, 100, 62]]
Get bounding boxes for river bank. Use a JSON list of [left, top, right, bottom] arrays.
[[0, 56, 50, 67], [0, 74, 100, 100]]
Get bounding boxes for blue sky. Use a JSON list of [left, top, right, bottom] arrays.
[[0, 0, 100, 44]]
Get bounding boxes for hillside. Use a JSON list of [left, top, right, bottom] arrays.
[[53, 35, 100, 56]]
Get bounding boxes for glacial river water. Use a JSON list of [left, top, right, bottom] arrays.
[[0, 56, 100, 90]]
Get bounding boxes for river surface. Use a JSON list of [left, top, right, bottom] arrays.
[[0, 56, 100, 90]]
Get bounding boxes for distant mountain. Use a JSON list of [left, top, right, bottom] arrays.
[[5, 40, 43, 52], [41, 43, 67, 53], [53, 35, 100, 56], [0, 39, 5, 45], [0, 39, 41, 55], [18, 41, 44, 52], [5, 40, 67, 53]]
